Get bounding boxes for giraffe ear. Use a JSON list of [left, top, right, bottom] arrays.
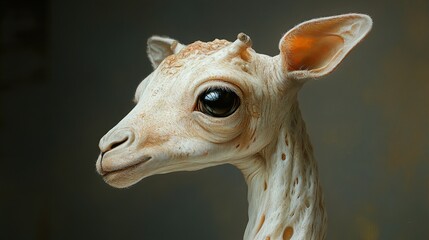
[[147, 36, 186, 69], [279, 13, 372, 80]]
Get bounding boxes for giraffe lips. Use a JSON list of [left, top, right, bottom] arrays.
[[99, 155, 152, 177]]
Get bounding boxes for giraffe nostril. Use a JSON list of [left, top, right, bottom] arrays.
[[99, 128, 136, 154], [110, 138, 128, 150], [99, 128, 135, 157], [102, 137, 128, 154]]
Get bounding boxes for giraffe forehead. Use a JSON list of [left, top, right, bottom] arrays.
[[160, 39, 231, 75], [180, 39, 231, 56]]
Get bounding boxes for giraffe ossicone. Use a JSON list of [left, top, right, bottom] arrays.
[[96, 13, 372, 240]]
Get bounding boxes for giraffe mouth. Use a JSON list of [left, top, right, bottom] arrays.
[[99, 155, 152, 177]]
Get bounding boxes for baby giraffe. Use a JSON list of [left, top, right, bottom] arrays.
[[96, 13, 372, 240]]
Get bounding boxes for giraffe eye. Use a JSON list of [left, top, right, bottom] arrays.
[[197, 87, 240, 117]]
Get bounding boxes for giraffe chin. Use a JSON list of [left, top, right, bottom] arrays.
[[101, 160, 149, 188], [102, 168, 145, 188]]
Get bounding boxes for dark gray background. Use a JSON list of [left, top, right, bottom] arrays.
[[1, 0, 428, 239]]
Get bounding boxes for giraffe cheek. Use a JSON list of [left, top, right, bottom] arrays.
[[136, 132, 170, 150]]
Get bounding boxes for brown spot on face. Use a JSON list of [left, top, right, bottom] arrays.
[[283, 226, 294, 240], [236, 144, 240, 148], [161, 39, 231, 75], [256, 214, 265, 234], [139, 133, 170, 149], [281, 153, 286, 160]]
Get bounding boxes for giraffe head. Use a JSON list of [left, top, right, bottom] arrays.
[[96, 14, 372, 188]]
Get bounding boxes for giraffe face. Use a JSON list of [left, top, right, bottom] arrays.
[[96, 14, 372, 188], [96, 39, 282, 188]]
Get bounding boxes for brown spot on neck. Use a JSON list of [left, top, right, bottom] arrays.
[[281, 153, 286, 160], [256, 214, 265, 234], [283, 226, 294, 240]]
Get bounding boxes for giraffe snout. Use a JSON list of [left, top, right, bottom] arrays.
[[99, 128, 135, 155]]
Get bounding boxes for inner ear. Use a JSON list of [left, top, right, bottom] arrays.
[[286, 33, 344, 71], [279, 14, 372, 79]]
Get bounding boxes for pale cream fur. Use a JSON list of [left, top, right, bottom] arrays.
[[96, 13, 372, 240]]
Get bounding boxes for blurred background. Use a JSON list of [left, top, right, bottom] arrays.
[[1, 0, 428, 239]]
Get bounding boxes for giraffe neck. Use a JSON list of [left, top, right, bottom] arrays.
[[237, 103, 327, 240]]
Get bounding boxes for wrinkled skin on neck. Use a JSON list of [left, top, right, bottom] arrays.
[[238, 102, 327, 240]]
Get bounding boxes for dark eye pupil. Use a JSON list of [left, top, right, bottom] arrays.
[[198, 88, 240, 117]]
